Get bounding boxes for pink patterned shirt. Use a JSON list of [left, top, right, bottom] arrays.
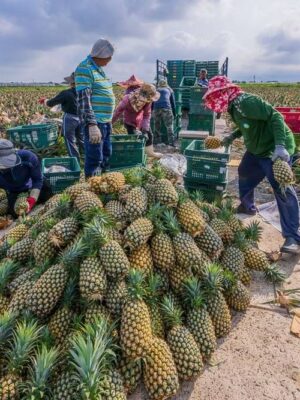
[[112, 95, 152, 131]]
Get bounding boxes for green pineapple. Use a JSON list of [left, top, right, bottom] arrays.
[[118, 357, 142, 395], [145, 273, 165, 338], [195, 223, 224, 260], [7, 236, 35, 262], [102, 369, 127, 400], [14, 193, 29, 216], [222, 270, 251, 311], [0, 259, 20, 315], [106, 280, 128, 318]]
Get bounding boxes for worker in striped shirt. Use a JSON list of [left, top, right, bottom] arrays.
[[75, 38, 115, 177]]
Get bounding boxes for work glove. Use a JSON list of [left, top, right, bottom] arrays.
[[271, 145, 290, 163], [89, 124, 102, 144], [221, 134, 234, 147], [38, 97, 48, 105], [26, 197, 36, 213]]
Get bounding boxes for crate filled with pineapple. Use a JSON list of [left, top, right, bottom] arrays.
[[0, 165, 283, 400]]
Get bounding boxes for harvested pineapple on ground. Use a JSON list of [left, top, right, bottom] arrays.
[[0, 166, 276, 399]]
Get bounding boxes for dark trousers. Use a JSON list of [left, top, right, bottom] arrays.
[[7, 179, 53, 218], [84, 122, 112, 178], [124, 124, 153, 146], [238, 151, 300, 241], [62, 113, 84, 162]]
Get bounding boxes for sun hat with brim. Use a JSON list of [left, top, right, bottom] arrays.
[[0, 139, 21, 169], [64, 72, 75, 85], [202, 76, 240, 99], [139, 83, 160, 102], [158, 80, 168, 87], [118, 75, 144, 88]]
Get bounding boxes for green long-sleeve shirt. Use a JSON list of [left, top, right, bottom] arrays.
[[228, 93, 295, 157]]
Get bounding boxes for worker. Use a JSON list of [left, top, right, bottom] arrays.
[[112, 83, 163, 159], [203, 75, 300, 254], [75, 38, 115, 177], [0, 139, 52, 217], [198, 69, 209, 87], [117, 75, 144, 95], [152, 80, 176, 146], [39, 73, 84, 163]]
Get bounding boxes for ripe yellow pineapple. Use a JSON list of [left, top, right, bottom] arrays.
[[124, 187, 148, 221], [98, 172, 126, 194], [118, 357, 142, 395], [205, 136, 222, 149], [176, 198, 206, 237], [5, 223, 27, 244], [225, 279, 251, 311], [48, 217, 79, 248], [154, 178, 179, 207], [88, 175, 102, 194], [74, 191, 103, 215], [102, 369, 127, 399], [14, 193, 29, 216], [124, 217, 153, 250], [64, 182, 91, 200], [169, 263, 193, 295], [128, 243, 153, 276], [105, 200, 126, 228], [79, 256, 107, 301], [106, 279, 128, 317], [221, 244, 245, 279], [273, 158, 294, 192], [195, 223, 224, 259], [120, 269, 153, 360]]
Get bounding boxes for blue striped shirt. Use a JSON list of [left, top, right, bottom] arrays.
[[75, 55, 115, 124]]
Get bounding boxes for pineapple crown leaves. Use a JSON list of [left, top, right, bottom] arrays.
[[243, 221, 263, 242], [58, 278, 78, 309], [146, 273, 163, 304], [52, 193, 72, 219], [23, 344, 59, 400], [217, 207, 235, 222], [201, 263, 225, 295], [183, 277, 206, 310], [147, 161, 166, 180], [161, 295, 183, 328], [0, 258, 20, 294], [6, 319, 43, 374], [162, 209, 182, 236], [59, 237, 88, 269], [190, 190, 205, 203], [0, 311, 17, 349], [123, 167, 145, 187], [126, 269, 148, 301], [82, 214, 114, 253], [69, 318, 117, 399], [221, 269, 237, 291], [264, 264, 286, 284]]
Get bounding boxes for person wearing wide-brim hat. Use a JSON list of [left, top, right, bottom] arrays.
[[112, 83, 163, 158], [203, 75, 299, 254], [0, 139, 52, 217], [38, 72, 84, 163], [117, 75, 144, 95]]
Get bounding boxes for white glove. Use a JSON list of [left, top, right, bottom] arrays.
[[271, 145, 290, 163], [89, 125, 101, 144]]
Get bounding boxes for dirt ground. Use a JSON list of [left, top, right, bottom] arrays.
[[130, 119, 300, 400]]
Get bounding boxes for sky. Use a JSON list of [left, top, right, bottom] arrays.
[[0, 0, 299, 83]]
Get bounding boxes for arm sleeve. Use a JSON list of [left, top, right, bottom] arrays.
[[46, 91, 66, 107], [231, 128, 243, 140], [75, 65, 97, 125], [170, 90, 176, 116], [141, 103, 152, 131], [240, 97, 286, 146], [30, 154, 43, 190], [112, 98, 127, 125]]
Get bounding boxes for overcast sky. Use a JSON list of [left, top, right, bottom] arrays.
[[0, 0, 299, 83]]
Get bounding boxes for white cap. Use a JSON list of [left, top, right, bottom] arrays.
[[90, 38, 115, 58]]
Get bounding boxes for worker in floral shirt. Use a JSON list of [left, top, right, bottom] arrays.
[[203, 76, 299, 254], [75, 38, 115, 177]]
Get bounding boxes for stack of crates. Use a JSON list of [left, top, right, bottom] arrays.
[[179, 130, 208, 153], [173, 88, 182, 117], [179, 76, 197, 109], [167, 60, 184, 88], [184, 140, 230, 201], [188, 86, 216, 134], [184, 60, 196, 77], [196, 61, 219, 79], [7, 123, 58, 151]]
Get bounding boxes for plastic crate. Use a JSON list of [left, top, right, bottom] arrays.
[[184, 177, 227, 202], [188, 114, 215, 134], [110, 155, 147, 171], [275, 107, 300, 133], [184, 140, 230, 183], [7, 123, 58, 150], [180, 137, 205, 153], [294, 133, 300, 152], [179, 77, 197, 108], [184, 60, 196, 76], [110, 135, 145, 168], [42, 157, 80, 194]]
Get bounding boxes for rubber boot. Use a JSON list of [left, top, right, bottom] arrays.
[[145, 145, 163, 159]]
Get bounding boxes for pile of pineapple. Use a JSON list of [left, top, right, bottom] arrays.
[[0, 165, 275, 399]]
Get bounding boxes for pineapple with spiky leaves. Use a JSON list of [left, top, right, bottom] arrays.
[[118, 357, 142, 395], [145, 273, 165, 338], [84, 301, 111, 325], [184, 277, 217, 360], [33, 231, 57, 265], [106, 280, 128, 318], [0, 259, 19, 314], [273, 158, 294, 193], [48, 216, 80, 248], [161, 296, 203, 381], [143, 337, 179, 400], [105, 200, 126, 228], [102, 369, 127, 400], [124, 186, 148, 221], [128, 243, 153, 276], [124, 217, 153, 250], [191, 191, 220, 217], [169, 263, 193, 295], [120, 269, 152, 360], [64, 182, 91, 200], [222, 270, 251, 312], [98, 172, 126, 194], [51, 370, 79, 399], [205, 136, 222, 149], [0, 320, 42, 400], [14, 193, 29, 216], [7, 236, 34, 262], [201, 264, 232, 338], [154, 178, 179, 208], [195, 223, 224, 260], [219, 206, 243, 233], [177, 195, 206, 237], [80, 256, 107, 302], [4, 223, 27, 245], [210, 216, 234, 244], [74, 190, 103, 216], [243, 220, 263, 247]]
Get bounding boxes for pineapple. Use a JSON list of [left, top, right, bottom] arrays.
[[143, 337, 179, 400], [74, 190, 103, 216], [191, 191, 220, 217], [151, 231, 175, 272], [98, 172, 126, 194], [120, 270, 152, 360], [33, 231, 57, 265], [224, 275, 251, 312], [51, 370, 79, 400], [201, 264, 232, 338], [154, 178, 179, 207], [184, 278, 217, 360], [14, 193, 29, 216], [240, 265, 252, 286], [64, 182, 91, 200], [177, 197, 206, 237], [84, 301, 110, 325], [0, 189, 7, 202], [48, 216, 79, 248], [7, 236, 34, 262], [195, 223, 224, 259], [128, 243, 153, 276], [124, 217, 153, 250], [124, 186, 148, 221], [102, 369, 127, 400], [118, 357, 142, 395], [8, 280, 33, 315], [243, 220, 263, 247], [118, 184, 133, 204], [161, 296, 203, 381], [205, 136, 222, 149], [210, 216, 234, 243], [244, 245, 270, 271], [144, 183, 157, 206], [0, 198, 8, 216], [220, 244, 245, 279], [80, 256, 107, 301], [146, 273, 165, 338], [0, 320, 42, 400], [88, 175, 102, 194], [273, 158, 294, 192], [219, 207, 243, 233], [0, 259, 19, 314], [5, 223, 27, 245], [169, 263, 193, 295], [105, 200, 126, 228], [106, 280, 128, 317]]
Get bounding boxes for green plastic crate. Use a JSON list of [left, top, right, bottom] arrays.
[[110, 135, 145, 169], [184, 177, 227, 202], [294, 133, 300, 152], [179, 77, 197, 109], [42, 157, 80, 194], [188, 114, 215, 134], [180, 137, 205, 153], [7, 123, 58, 150], [110, 155, 147, 171], [184, 140, 230, 183]]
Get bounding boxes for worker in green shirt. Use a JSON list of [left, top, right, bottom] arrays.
[[204, 76, 300, 254]]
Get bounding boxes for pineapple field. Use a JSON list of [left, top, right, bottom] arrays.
[[0, 163, 290, 400]]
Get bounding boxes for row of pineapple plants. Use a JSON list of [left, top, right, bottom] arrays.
[[0, 165, 281, 399]]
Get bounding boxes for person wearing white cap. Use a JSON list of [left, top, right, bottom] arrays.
[[75, 38, 115, 177], [0, 140, 52, 217]]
